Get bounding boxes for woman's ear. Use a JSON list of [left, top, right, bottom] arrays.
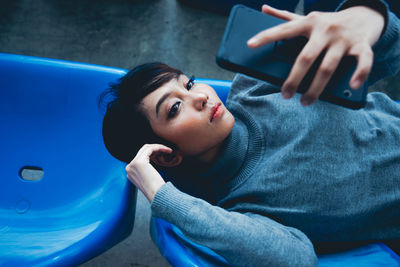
[[151, 150, 183, 167]]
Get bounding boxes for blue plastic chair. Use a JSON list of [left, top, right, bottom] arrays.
[[0, 53, 136, 266], [150, 78, 400, 266]]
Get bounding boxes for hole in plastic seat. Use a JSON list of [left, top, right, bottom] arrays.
[[19, 166, 44, 181]]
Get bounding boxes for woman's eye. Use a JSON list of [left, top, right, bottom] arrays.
[[186, 76, 195, 90], [168, 101, 181, 118]]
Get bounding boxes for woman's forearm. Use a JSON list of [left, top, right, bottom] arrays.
[[152, 182, 317, 267]]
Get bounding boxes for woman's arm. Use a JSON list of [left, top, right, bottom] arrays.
[[125, 144, 168, 202], [152, 182, 317, 267], [247, 3, 386, 106], [367, 10, 400, 86], [125, 144, 317, 267]]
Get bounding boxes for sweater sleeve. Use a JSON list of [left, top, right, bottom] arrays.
[[151, 182, 317, 267], [369, 10, 400, 85], [337, 0, 400, 86]]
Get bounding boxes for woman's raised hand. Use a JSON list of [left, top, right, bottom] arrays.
[[125, 144, 172, 202], [247, 4, 385, 106]]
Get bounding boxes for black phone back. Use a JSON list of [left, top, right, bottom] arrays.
[[216, 5, 367, 109]]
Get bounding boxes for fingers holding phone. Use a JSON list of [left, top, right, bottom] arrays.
[[247, 4, 384, 106]]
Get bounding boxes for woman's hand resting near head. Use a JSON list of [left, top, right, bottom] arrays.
[[125, 144, 171, 203], [247, 4, 385, 106]]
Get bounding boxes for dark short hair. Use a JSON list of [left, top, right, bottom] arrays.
[[99, 62, 183, 163]]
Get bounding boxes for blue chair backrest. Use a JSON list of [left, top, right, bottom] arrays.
[[0, 53, 135, 266]]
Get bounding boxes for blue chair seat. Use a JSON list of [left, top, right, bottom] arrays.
[[0, 53, 135, 266], [152, 218, 400, 267]]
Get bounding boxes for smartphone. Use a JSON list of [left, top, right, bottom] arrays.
[[216, 5, 367, 109]]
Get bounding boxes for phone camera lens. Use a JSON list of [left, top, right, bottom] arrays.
[[343, 90, 352, 98]]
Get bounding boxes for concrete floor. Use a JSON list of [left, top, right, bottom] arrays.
[[1, 1, 399, 266], [0, 0, 235, 80]]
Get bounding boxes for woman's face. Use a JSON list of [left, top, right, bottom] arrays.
[[141, 74, 235, 162]]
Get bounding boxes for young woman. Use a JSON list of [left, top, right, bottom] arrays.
[[101, 1, 400, 266]]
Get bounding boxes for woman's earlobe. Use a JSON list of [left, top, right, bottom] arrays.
[[152, 151, 183, 167]]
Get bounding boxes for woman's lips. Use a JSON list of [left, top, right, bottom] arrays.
[[210, 103, 223, 122]]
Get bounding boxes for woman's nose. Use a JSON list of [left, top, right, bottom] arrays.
[[192, 92, 209, 110]]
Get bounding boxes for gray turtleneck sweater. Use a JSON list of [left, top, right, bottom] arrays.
[[151, 3, 400, 267]]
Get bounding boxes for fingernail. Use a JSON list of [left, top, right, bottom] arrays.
[[282, 85, 294, 99], [351, 79, 361, 89], [247, 38, 259, 46], [282, 90, 291, 99], [301, 97, 313, 106]]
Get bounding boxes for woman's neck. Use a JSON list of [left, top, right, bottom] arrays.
[[198, 142, 225, 163], [182, 136, 229, 172]]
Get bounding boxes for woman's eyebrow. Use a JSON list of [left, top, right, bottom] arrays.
[[156, 92, 171, 117]]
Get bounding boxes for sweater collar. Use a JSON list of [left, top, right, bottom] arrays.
[[199, 118, 248, 185], [199, 102, 263, 198]]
